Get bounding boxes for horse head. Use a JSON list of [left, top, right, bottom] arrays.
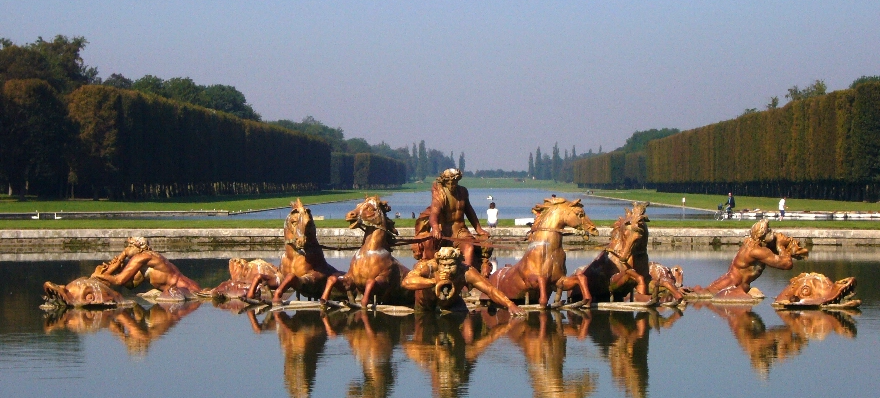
[[346, 195, 398, 236], [608, 206, 649, 265], [285, 198, 315, 251], [530, 197, 598, 236]]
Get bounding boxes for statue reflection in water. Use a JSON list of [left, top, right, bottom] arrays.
[[274, 310, 348, 397], [696, 302, 858, 379], [501, 310, 598, 398], [580, 308, 682, 398], [43, 301, 202, 357], [403, 311, 511, 398]]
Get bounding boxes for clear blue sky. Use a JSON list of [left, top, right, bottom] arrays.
[[3, 1, 879, 170]]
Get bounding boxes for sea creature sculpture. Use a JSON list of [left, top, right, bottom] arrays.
[[42, 277, 132, 309], [772, 272, 860, 309]]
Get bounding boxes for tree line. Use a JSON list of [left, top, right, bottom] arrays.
[[0, 35, 417, 198], [573, 80, 880, 202]]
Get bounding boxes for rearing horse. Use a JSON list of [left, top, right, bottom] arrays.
[[559, 202, 654, 305], [487, 197, 598, 308], [249, 198, 345, 304], [320, 195, 413, 308]]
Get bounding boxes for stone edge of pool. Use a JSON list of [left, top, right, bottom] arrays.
[[2, 227, 880, 254]]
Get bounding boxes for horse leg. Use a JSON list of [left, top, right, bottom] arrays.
[[537, 276, 550, 308], [271, 274, 296, 304], [570, 273, 592, 308], [320, 274, 347, 309]]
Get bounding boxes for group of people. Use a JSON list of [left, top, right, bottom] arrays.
[[723, 192, 788, 221]]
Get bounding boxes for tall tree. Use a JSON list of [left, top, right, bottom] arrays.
[[528, 152, 534, 177], [417, 140, 427, 181], [551, 142, 561, 181], [458, 152, 465, 173], [534, 147, 543, 179]]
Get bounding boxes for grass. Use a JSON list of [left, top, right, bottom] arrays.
[[1, 180, 877, 229]]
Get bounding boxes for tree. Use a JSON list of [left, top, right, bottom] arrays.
[[103, 73, 132, 89], [850, 75, 880, 89], [458, 152, 465, 173], [534, 147, 543, 179], [551, 142, 561, 182], [417, 140, 428, 181], [766, 96, 779, 110], [164, 77, 201, 104], [785, 79, 827, 102], [345, 137, 371, 153], [200, 84, 260, 120], [528, 152, 534, 177], [131, 75, 165, 96]]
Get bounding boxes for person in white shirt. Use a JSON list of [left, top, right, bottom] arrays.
[[778, 197, 787, 220], [486, 202, 498, 228]]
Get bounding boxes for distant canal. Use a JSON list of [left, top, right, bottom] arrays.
[[230, 188, 711, 221]]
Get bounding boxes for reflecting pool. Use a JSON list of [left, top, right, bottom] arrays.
[[230, 188, 710, 221], [1, 247, 878, 397]]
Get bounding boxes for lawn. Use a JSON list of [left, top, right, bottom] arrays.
[[1, 180, 877, 229]]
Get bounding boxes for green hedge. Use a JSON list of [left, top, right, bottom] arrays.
[[574, 83, 880, 201], [66, 85, 331, 198]]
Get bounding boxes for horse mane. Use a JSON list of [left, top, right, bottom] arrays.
[[531, 197, 582, 228]]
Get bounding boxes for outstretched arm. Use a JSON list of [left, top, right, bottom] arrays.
[[466, 269, 524, 316]]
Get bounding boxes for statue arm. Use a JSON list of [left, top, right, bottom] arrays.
[[94, 255, 148, 286], [751, 246, 794, 270], [401, 262, 436, 291], [460, 187, 487, 235], [466, 269, 523, 315]]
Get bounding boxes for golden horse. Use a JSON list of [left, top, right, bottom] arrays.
[[486, 197, 598, 308], [320, 195, 413, 308], [268, 198, 346, 303], [559, 203, 661, 305]]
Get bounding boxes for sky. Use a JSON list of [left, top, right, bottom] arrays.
[[3, 1, 879, 171]]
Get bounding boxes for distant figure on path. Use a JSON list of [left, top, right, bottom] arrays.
[[726, 192, 736, 219], [778, 197, 787, 220], [486, 202, 498, 228]]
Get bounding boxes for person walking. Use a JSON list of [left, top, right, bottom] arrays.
[[725, 192, 736, 219], [778, 197, 787, 220], [486, 202, 498, 228]]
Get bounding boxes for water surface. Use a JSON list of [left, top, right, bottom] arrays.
[[231, 188, 710, 221], [0, 246, 877, 397]]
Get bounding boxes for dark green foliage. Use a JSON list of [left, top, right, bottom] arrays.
[[127, 75, 261, 121], [0, 79, 71, 198], [614, 128, 680, 154], [850, 75, 880, 89], [353, 153, 406, 188], [578, 83, 880, 201], [331, 152, 355, 188], [65, 85, 331, 198]]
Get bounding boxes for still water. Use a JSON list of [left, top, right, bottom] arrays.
[[1, 247, 878, 397], [230, 189, 711, 221]]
